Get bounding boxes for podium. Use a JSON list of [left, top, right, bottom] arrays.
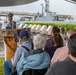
[[1, 29, 21, 60]]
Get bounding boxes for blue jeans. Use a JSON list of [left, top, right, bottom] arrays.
[[4, 60, 14, 75]]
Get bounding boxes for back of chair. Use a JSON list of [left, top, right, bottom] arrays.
[[22, 68, 47, 75]]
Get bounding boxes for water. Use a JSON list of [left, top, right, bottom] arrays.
[[16, 21, 25, 28]]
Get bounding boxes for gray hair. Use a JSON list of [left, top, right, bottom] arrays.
[[67, 29, 76, 39], [33, 34, 46, 49]]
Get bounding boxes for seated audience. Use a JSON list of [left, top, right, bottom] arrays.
[[60, 27, 66, 45], [45, 34, 76, 75], [4, 30, 33, 75], [16, 34, 50, 75], [45, 34, 63, 59], [44, 26, 60, 51], [51, 29, 76, 64]]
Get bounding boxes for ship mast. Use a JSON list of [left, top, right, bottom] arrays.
[[45, 0, 49, 13]]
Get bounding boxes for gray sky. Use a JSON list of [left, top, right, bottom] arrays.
[[0, 0, 76, 16]]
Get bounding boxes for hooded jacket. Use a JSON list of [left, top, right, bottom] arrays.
[[16, 49, 50, 75]]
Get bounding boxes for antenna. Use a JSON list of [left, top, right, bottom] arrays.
[[41, 3, 44, 16], [45, 0, 49, 13]]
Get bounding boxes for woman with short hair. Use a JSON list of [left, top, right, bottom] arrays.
[[16, 34, 50, 75]]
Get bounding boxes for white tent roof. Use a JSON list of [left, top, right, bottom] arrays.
[[71, 0, 76, 2], [66, 0, 76, 4], [0, 0, 38, 6]]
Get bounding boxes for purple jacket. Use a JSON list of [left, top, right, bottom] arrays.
[[44, 37, 53, 51]]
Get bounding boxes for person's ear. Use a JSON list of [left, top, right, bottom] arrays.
[[18, 38, 22, 45]]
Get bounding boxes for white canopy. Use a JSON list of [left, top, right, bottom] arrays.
[[0, 0, 38, 6], [71, 0, 76, 2], [66, 0, 76, 3]]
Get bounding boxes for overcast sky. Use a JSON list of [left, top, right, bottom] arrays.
[[0, 0, 76, 16]]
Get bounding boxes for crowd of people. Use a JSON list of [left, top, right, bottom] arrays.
[[2, 13, 76, 75]]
